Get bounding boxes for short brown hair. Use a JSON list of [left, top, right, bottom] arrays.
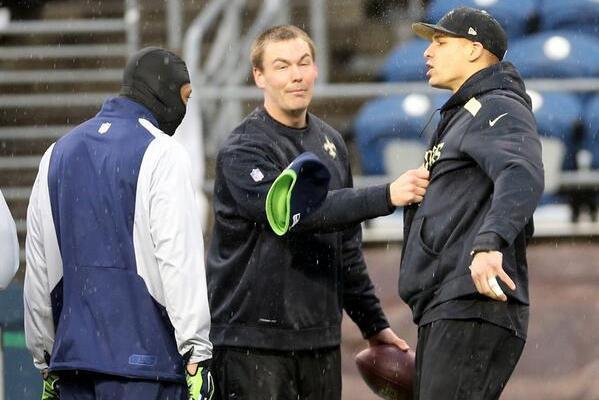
[[250, 25, 316, 70]]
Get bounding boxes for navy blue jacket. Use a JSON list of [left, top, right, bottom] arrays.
[[399, 63, 544, 338], [25, 97, 212, 382], [208, 108, 393, 350]]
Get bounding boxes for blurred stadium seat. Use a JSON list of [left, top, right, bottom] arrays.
[[379, 38, 429, 82], [506, 31, 599, 78], [528, 90, 582, 217], [353, 93, 449, 175], [0, 283, 40, 399], [582, 94, 599, 169], [426, 0, 537, 39], [528, 90, 583, 173], [539, 0, 599, 36]]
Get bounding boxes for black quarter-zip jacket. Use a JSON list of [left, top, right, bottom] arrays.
[[207, 108, 394, 350], [399, 62, 544, 338]]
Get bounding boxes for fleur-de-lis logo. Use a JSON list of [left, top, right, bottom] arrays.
[[323, 136, 337, 159], [423, 142, 444, 170]]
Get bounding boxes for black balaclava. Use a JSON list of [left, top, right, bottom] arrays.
[[120, 47, 190, 136]]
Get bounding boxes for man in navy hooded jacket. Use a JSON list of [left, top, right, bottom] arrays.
[[400, 8, 544, 399]]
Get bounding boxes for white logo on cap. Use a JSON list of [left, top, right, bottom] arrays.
[[468, 27, 478, 35], [250, 168, 264, 182]]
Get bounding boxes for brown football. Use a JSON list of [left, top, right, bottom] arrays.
[[355, 345, 415, 400]]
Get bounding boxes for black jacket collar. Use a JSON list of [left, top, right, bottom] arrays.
[[441, 62, 531, 112]]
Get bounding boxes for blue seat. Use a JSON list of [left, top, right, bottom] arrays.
[[529, 90, 583, 171], [526, 91, 582, 206], [0, 282, 23, 330], [539, 0, 599, 37], [507, 31, 599, 78], [379, 38, 429, 82], [582, 94, 599, 169], [426, 0, 537, 39], [4, 338, 42, 400], [353, 93, 449, 174], [0, 282, 42, 399]]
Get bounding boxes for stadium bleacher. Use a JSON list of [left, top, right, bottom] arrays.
[[529, 90, 583, 172], [582, 94, 599, 168], [353, 93, 448, 174], [378, 38, 430, 82], [426, 0, 537, 38], [353, 0, 599, 232], [506, 31, 599, 79], [528, 90, 582, 221], [539, 0, 599, 36]]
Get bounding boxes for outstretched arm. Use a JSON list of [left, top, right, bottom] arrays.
[[219, 143, 428, 233]]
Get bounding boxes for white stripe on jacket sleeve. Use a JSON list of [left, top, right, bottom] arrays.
[[24, 144, 62, 370], [135, 120, 212, 364]]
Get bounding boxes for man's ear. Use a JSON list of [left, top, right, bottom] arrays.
[[253, 67, 265, 89], [180, 83, 192, 105], [468, 41, 485, 62]]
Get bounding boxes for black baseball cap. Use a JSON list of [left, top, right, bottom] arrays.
[[412, 7, 508, 61], [265, 152, 331, 236]]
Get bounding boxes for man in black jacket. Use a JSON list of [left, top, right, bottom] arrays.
[[401, 7, 544, 399], [207, 25, 429, 400]]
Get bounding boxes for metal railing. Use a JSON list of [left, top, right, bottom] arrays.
[[124, 0, 140, 54], [166, 0, 184, 50], [177, 0, 289, 229]]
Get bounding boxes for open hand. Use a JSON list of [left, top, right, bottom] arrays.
[[469, 251, 516, 301]]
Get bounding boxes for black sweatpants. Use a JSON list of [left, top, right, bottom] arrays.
[[415, 319, 525, 400], [211, 346, 341, 400]]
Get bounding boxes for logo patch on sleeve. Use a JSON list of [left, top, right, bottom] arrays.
[[250, 168, 264, 182], [98, 122, 111, 134], [323, 136, 337, 159]]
